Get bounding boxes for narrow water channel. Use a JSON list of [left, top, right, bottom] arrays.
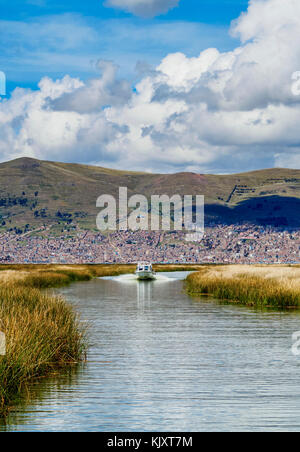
[[1, 272, 300, 432]]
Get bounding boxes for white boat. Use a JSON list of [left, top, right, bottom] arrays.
[[135, 262, 156, 280]]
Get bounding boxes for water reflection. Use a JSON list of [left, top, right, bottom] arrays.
[[137, 281, 153, 311], [0, 365, 83, 431], [2, 272, 300, 432]]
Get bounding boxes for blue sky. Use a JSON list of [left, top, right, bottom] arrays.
[[1, 0, 248, 23], [1, 0, 299, 173], [0, 0, 248, 94]]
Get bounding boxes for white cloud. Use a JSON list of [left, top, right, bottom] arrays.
[[0, 76, 125, 164], [1, 0, 300, 173], [275, 149, 300, 169], [50, 60, 132, 113], [105, 0, 179, 18]]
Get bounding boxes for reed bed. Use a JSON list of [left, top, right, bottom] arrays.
[[186, 265, 300, 308], [154, 264, 205, 273], [0, 285, 86, 413], [0, 264, 135, 289]]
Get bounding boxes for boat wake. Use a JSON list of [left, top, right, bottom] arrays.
[[100, 272, 190, 283]]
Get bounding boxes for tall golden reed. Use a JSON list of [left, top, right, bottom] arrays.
[[0, 286, 86, 412], [186, 265, 300, 308]]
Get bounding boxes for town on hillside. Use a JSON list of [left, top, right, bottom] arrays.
[[0, 224, 299, 264]]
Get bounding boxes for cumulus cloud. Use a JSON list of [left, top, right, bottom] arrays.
[[105, 0, 179, 18], [0, 76, 127, 164], [50, 60, 132, 113], [1, 0, 300, 173]]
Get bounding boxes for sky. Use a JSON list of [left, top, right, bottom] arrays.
[[0, 0, 246, 92], [0, 0, 300, 173]]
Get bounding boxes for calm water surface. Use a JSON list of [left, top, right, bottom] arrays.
[[1, 271, 300, 432]]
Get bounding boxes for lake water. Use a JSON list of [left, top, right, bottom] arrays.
[[1, 271, 300, 432]]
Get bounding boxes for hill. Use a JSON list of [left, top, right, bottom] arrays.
[[0, 157, 300, 235]]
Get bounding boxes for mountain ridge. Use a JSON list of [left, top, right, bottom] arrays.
[[0, 157, 300, 234]]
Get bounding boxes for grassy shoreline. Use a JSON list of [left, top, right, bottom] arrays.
[[0, 264, 135, 288], [186, 265, 300, 308], [0, 286, 86, 413]]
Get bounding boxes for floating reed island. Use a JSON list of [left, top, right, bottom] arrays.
[[186, 265, 300, 308]]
